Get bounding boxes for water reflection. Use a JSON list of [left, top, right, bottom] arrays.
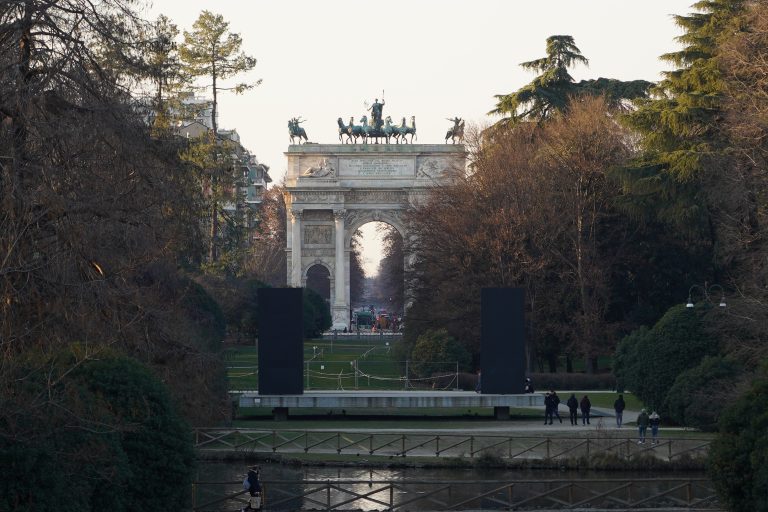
[[195, 462, 712, 511]]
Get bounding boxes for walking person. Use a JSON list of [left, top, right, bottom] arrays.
[[566, 393, 579, 425], [614, 394, 626, 428], [637, 409, 650, 444], [551, 390, 563, 423], [649, 411, 661, 444], [580, 395, 592, 425], [544, 392, 554, 425]]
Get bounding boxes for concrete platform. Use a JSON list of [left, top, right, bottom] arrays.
[[237, 390, 544, 420]]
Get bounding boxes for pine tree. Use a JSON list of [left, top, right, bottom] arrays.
[[617, 1, 745, 235], [491, 35, 651, 125], [179, 11, 260, 263]]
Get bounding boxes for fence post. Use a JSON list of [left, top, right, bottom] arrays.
[[455, 362, 459, 391], [436, 435, 440, 457], [546, 438, 551, 460], [405, 360, 409, 390], [668, 439, 673, 461], [470, 436, 474, 457], [402, 434, 406, 457]]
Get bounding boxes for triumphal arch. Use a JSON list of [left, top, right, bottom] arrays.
[[284, 111, 465, 330]]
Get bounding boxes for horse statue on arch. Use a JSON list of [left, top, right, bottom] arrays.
[[337, 118, 352, 143], [347, 116, 366, 144], [288, 117, 308, 144], [445, 117, 464, 144]]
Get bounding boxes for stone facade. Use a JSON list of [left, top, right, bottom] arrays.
[[284, 144, 466, 330]]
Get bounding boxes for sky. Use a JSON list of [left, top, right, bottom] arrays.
[[143, 0, 697, 274]]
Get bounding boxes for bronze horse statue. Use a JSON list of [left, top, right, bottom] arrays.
[[445, 117, 464, 144], [288, 117, 308, 144]]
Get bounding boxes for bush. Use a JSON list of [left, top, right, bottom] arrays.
[[0, 351, 195, 512], [303, 288, 331, 337], [665, 356, 741, 430], [529, 372, 617, 391], [410, 329, 472, 378], [613, 304, 719, 414], [708, 366, 768, 512]]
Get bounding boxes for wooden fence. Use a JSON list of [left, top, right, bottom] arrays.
[[192, 477, 722, 511], [194, 429, 711, 461]]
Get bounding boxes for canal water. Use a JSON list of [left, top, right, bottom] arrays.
[[195, 462, 713, 511]]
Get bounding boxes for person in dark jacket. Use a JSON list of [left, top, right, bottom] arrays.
[[580, 395, 592, 425], [544, 392, 554, 425], [566, 393, 579, 425], [550, 390, 562, 423], [242, 466, 262, 511], [614, 394, 626, 428], [524, 377, 534, 393], [649, 411, 661, 444], [637, 409, 650, 444]]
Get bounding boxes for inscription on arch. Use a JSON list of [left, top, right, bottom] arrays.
[[339, 158, 415, 177]]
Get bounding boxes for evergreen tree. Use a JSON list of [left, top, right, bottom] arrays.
[[491, 35, 651, 125], [617, 1, 745, 235], [179, 11, 260, 262]]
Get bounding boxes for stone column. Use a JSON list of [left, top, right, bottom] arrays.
[[332, 209, 348, 330], [290, 208, 303, 287]]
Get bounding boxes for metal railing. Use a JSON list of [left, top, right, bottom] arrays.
[[193, 429, 711, 461], [191, 477, 722, 511]]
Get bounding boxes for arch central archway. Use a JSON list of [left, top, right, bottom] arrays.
[[284, 144, 465, 330]]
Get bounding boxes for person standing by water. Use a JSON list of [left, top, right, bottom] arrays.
[[580, 395, 592, 425], [614, 394, 626, 428], [637, 409, 650, 444], [566, 393, 579, 425], [649, 411, 661, 444], [241, 466, 263, 511]]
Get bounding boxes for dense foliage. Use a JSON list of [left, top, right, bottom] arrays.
[[304, 288, 332, 337], [666, 356, 741, 430], [708, 365, 768, 512], [0, 352, 195, 511], [614, 305, 719, 414], [410, 329, 472, 378]]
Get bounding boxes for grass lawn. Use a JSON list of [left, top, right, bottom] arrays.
[[555, 391, 644, 411], [225, 339, 448, 392]]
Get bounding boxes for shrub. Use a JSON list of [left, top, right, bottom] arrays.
[[303, 288, 331, 337], [0, 351, 195, 512], [613, 304, 719, 414], [708, 366, 768, 512], [665, 356, 741, 430], [410, 329, 472, 378], [529, 372, 617, 391]]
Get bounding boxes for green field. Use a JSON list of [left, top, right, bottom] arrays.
[[224, 340, 647, 413], [225, 338, 421, 391]]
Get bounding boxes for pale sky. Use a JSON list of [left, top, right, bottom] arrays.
[[144, 0, 695, 274]]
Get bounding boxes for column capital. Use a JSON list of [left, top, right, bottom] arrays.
[[290, 208, 303, 220], [333, 209, 346, 221]]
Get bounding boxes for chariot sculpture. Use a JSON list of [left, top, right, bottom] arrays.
[[336, 96, 416, 144]]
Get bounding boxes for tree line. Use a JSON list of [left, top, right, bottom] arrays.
[[397, 2, 768, 508]]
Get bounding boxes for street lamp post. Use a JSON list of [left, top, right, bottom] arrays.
[[686, 283, 727, 309]]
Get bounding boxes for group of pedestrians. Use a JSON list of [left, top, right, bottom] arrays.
[[544, 391, 593, 425], [543, 392, 662, 442], [636, 408, 662, 444]]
